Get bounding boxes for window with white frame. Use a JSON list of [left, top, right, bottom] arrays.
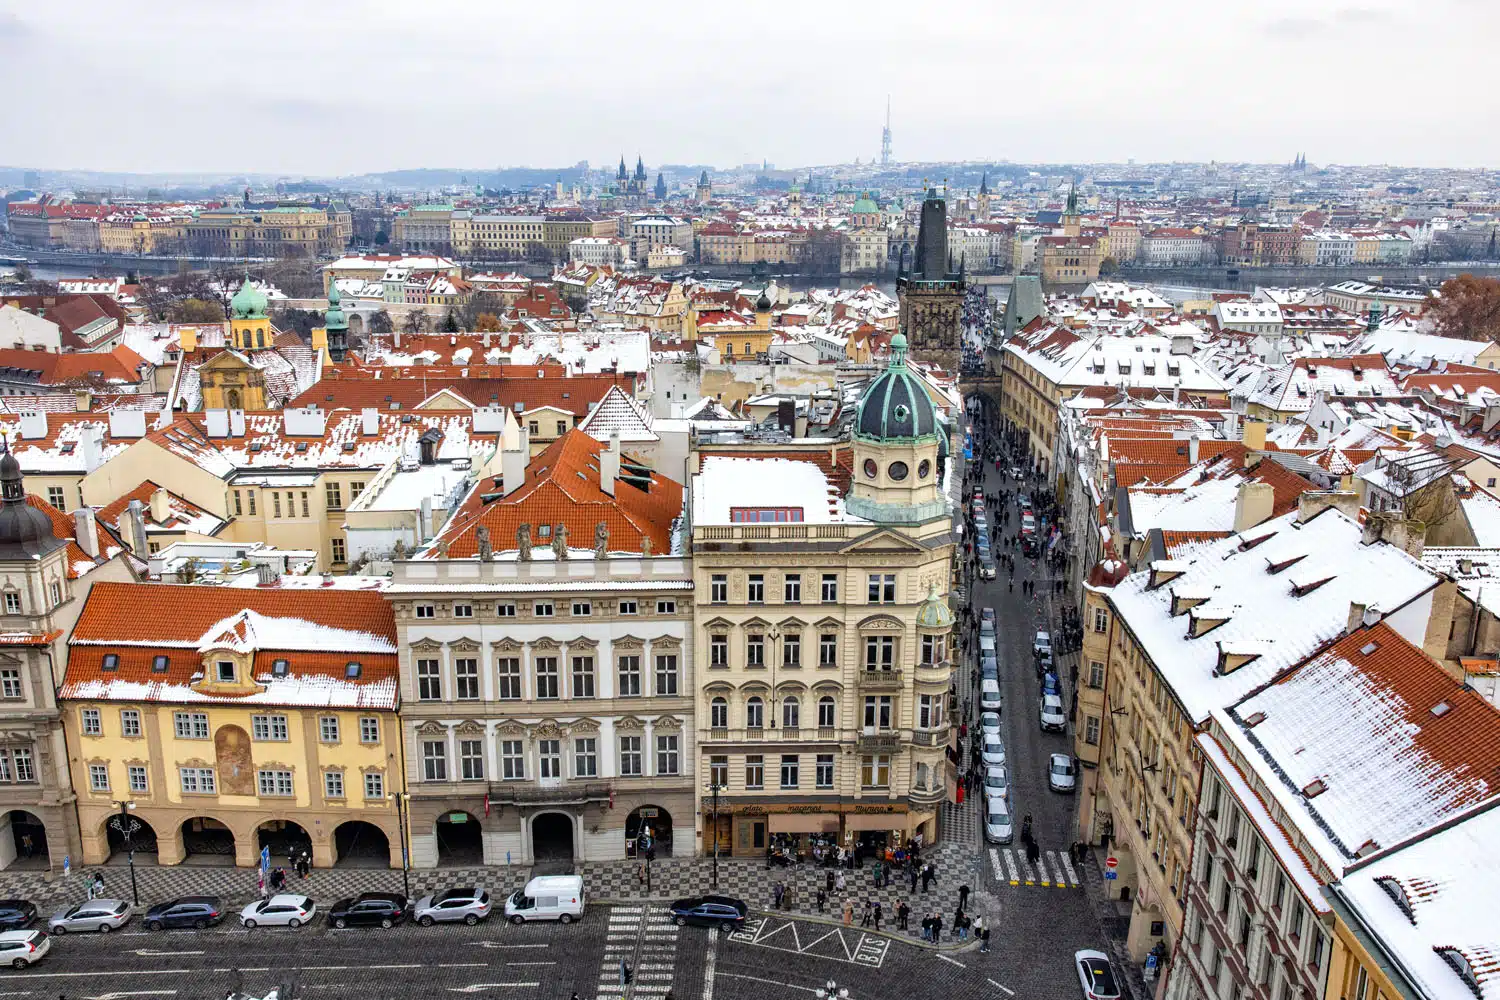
[[318, 716, 340, 742], [745, 754, 764, 789], [359, 716, 380, 744], [571, 656, 595, 698], [572, 601, 591, 617], [128, 765, 148, 793], [460, 739, 484, 780], [324, 771, 345, 798], [816, 753, 834, 788], [0, 669, 19, 699], [119, 709, 141, 737], [779, 754, 798, 788], [619, 735, 642, 776], [496, 657, 521, 699], [360, 771, 382, 799], [416, 658, 442, 700], [500, 740, 524, 780], [574, 737, 597, 777], [81, 708, 102, 736], [535, 656, 560, 699], [454, 658, 479, 700], [179, 766, 216, 794], [819, 633, 838, 667], [860, 754, 890, 788], [415, 603, 435, 619], [655, 734, 679, 775], [710, 574, 727, 603], [864, 635, 895, 671], [656, 599, 676, 614], [783, 574, 801, 603], [453, 603, 473, 618], [257, 769, 294, 796], [619, 599, 637, 615], [821, 573, 838, 602], [710, 634, 728, 666], [88, 763, 109, 791], [618, 655, 641, 696], [538, 739, 561, 779], [251, 714, 289, 741], [867, 573, 896, 603], [174, 712, 209, 739], [422, 740, 448, 781], [655, 653, 678, 695]]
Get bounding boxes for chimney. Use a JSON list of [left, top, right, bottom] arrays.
[[178, 327, 196, 353], [229, 409, 246, 437], [419, 496, 433, 541], [1296, 490, 1361, 524], [108, 410, 146, 439], [311, 326, 328, 352], [1346, 601, 1369, 635], [18, 412, 46, 440], [206, 409, 229, 438], [125, 499, 148, 556], [1188, 434, 1200, 464], [1242, 419, 1267, 452], [256, 562, 280, 586], [74, 390, 91, 412], [81, 429, 102, 474], [1232, 481, 1275, 533], [362, 407, 380, 436], [502, 422, 529, 496], [599, 431, 621, 497], [72, 508, 98, 558], [149, 487, 171, 526]]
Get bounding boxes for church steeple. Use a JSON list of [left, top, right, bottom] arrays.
[[654, 172, 666, 201], [979, 172, 988, 195], [617, 156, 628, 182]]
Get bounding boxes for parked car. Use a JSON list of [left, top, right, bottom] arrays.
[[982, 764, 1009, 799], [0, 929, 48, 968], [145, 895, 226, 931], [1075, 949, 1122, 1000], [0, 901, 36, 931], [329, 892, 408, 929], [980, 559, 997, 580], [981, 737, 1006, 767], [978, 711, 1002, 736], [981, 607, 996, 624], [239, 894, 316, 929], [1042, 671, 1062, 696], [48, 899, 131, 934], [413, 887, 490, 927], [980, 619, 995, 638], [1021, 515, 1036, 535], [669, 895, 748, 929], [1017, 492, 1031, 507], [1040, 694, 1067, 732], [1033, 631, 1052, 659], [1049, 753, 1077, 793], [980, 654, 999, 680], [984, 802, 1014, 845], [980, 678, 1003, 712]]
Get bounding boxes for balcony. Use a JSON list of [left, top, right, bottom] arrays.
[[488, 781, 613, 807], [858, 669, 905, 691], [857, 731, 903, 753], [911, 729, 950, 747]]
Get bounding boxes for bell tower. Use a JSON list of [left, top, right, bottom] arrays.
[[897, 185, 965, 372]]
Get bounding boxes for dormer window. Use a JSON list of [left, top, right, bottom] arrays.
[[152, 655, 169, 673], [102, 653, 119, 671], [271, 658, 289, 677], [345, 661, 362, 679], [216, 660, 236, 683]]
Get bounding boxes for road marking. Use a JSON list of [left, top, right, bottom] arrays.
[[446, 986, 539, 993], [436, 963, 489, 968], [718, 972, 818, 994], [505, 961, 556, 966], [1059, 850, 1080, 885], [468, 942, 548, 949], [989, 848, 1005, 882], [938, 953, 967, 968], [83, 993, 177, 1000], [212, 968, 269, 973], [11, 970, 191, 980], [130, 949, 202, 957], [1003, 848, 1020, 884], [300, 966, 348, 971], [989, 978, 1016, 995], [703, 926, 718, 1000], [1041, 850, 1058, 886]]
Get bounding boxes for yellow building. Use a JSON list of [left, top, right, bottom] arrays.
[[60, 582, 406, 869], [186, 206, 337, 258], [98, 213, 185, 255]]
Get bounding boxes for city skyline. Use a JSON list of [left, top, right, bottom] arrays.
[[1, 0, 1495, 176]]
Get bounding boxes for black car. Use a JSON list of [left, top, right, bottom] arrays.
[[0, 901, 35, 931], [669, 895, 748, 929], [328, 892, 408, 929], [145, 896, 225, 931]]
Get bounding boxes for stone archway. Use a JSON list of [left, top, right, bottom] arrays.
[[256, 819, 312, 865], [179, 817, 235, 863], [531, 812, 574, 863], [435, 811, 483, 866], [333, 820, 391, 868], [625, 806, 672, 859], [0, 811, 48, 870], [104, 813, 158, 862]]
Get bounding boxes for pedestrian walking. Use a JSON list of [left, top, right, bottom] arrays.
[[816, 888, 827, 912], [836, 871, 847, 893], [1027, 839, 1041, 867], [843, 897, 854, 926], [958, 883, 971, 912], [932, 913, 944, 941], [873, 900, 883, 931], [19, 835, 31, 859], [873, 859, 883, 887], [921, 862, 936, 893], [861, 899, 873, 927], [955, 909, 969, 940], [773, 882, 785, 909], [909, 865, 919, 892], [980, 922, 991, 952], [826, 870, 835, 895]]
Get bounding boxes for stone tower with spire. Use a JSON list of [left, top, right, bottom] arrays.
[[653, 172, 667, 202], [897, 184, 965, 372], [977, 172, 991, 221], [696, 170, 712, 205], [1061, 181, 1082, 237]]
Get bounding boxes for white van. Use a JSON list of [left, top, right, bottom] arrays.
[[980, 678, 1003, 712], [504, 875, 585, 924]]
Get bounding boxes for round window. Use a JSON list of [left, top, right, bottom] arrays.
[[918, 459, 931, 479], [894, 404, 911, 423], [863, 458, 878, 479], [888, 461, 909, 482]]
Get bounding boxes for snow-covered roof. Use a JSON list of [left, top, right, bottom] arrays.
[[1106, 507, 1440, 724], [1004, 325, 1227, 394], [692, 455, 862, 526], [1462, 492, 1500, 547], [577, 384, 657, 443], [1351, 327, 1485, 369]]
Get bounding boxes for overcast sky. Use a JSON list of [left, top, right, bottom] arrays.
[[2, 0, 1495, 178]]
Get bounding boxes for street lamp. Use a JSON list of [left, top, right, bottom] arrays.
[[704, 781, 727, 889], [108, 800, 140, 906], [388, 792, 411, 899]]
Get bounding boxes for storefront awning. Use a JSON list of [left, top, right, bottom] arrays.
[[769, 814, 840, 834], [843, 812, 908, 832]]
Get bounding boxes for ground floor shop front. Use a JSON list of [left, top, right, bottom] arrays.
[[701, 796, 941, 859]]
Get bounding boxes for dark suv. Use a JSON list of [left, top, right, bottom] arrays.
[[328, 892, 408, 929], [145, 896, 226, 931], [0, 900, 36, 930]]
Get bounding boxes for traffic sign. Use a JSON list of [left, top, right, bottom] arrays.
[[1104, 871, 1118, 880], [1105, 856, 1118, 869]]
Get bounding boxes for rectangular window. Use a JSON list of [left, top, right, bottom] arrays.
[[81, 708, 102, 736], [868, 573, 896, 603], [257, 769, 294, 797], [128, 765, 148, 793], [349, 481, 365, 501], [245, 491, 256, 516], [918, 694, 942, 729], [816, 753, 835, 788], [497, 657, 522, 699], [251, 714, 289, 741], [535, 656, 559, 699], [325, 482, 342, 510], [233, 490, 242, 516], [821, 573, 838, 602], [863, 695, 893, 730], [746, 634, 764, 667], [0, 670, 18, 700], [819, 633, 838, 667], [619, 735, 642, 776], [331, 537, 346, 564], [618, 599, 637, 615], [300, 492, 310, 518], [422, 740, 447, 781], [454, 658, 479, 700], [655, 734, 679, 775], [13, 748, 34, 782], [745, 754, 764, 789], [1089, 661, 1105, 688], [47, 486, 65, 508], [364, 772, 384, 799], [501, 740, 524, 780], [539, 739, 561, 779], [574, 737, 598, 777], [656, 599, 676, 615], [782, 634, 801, 667], [272, 492, 282, 519], [460, 739, 484, 780], [120, 709, 141, 737], [779, 754, 799, 789], [324, 771, 345, 798], [710, 574, 728, 603], [572, 600, 591, 617], [571, 656, 595, 698], [359, 716, 380, 744], [452, 603, 472, 618], [319, 716, 340, 742], [533, 601, 554, 617], [747, 574, 764, 603], [784, 574, 801, 603], [1094, 607, 1109, 633], [864, 635, 895, 671], [88, 763, 109, 791], [179, 766, 216, 794], [651, 653, 679, 696], [709, 754, 729, 787], [415, 604, 435, 619], [495, 602, 516, 617], [710, 634, 728, 667], [1085, 715, 1101, 745], [860, 754, 891, 788], [174, 712, 209, 739], [216, 660, 235, 682], [618, 655, 642, 696]]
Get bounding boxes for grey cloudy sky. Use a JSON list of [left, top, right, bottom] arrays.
[[1, 0, 1495, 177]]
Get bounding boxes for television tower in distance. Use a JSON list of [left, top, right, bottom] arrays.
[[880, 96, 892, 167]]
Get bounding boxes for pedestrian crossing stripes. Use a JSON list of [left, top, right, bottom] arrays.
[[596, 904, 683, 1000], [988, 848, 1081, 888]]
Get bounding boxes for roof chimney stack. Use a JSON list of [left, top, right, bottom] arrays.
[[72, 507, 98, 558], [599, 432, 621, 497]]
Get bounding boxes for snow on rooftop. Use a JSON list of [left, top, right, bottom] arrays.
[[1126, 480, 1243, 534], [1462, 492, 1500, 548], [692, 455, 861, 526], [72, 608, 396, 655]]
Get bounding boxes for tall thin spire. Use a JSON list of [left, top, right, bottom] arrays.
[[880, 95, 893, 168]]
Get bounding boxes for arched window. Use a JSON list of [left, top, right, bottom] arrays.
[[781, 697, 800, 729], [710, 696, 728, 729], [818, 696, 836, 728], [915, 762, 929, 790], [255, 330, 265, 348], [226, 389, 242, 410], [745, 696, 763, 729]]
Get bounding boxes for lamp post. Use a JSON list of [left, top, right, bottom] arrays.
[[705, 781, 726, 889], [108, 800, 140, 906], [389, 792, 411, 899]]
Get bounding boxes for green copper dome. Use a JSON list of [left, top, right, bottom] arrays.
[[229, 275, 269, 320], [324, 283, 347, 331], [851, 192, 879, 214], [855, 333, 938, 442], [915, 582, 954, 629]]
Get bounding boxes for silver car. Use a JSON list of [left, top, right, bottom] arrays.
[[1040, 693, 1067, 732], [984, 801, 1014, 844], [413, 886, 491, 926], [1049, 753, 1077, 793], [978, 711, 1002, 736], [981, 737, 1006, 767], [982, 764, 1009, 800], [48, 898, 131, 934]]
